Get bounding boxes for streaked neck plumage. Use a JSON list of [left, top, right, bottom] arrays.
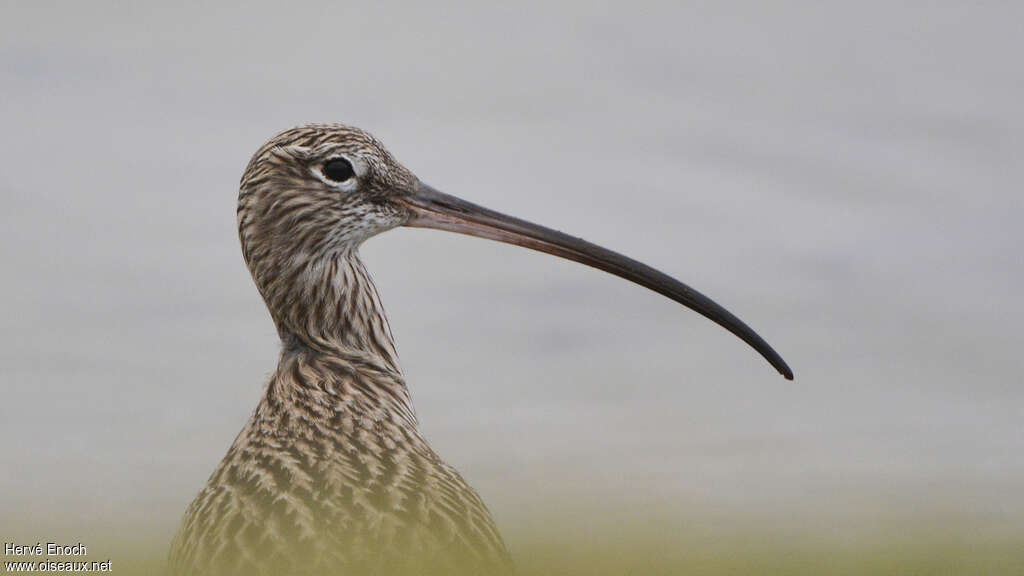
[[235, 126, 414, 378], [262, 246, 401, 373]]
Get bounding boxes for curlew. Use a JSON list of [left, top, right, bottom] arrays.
[[168, 124, 792, 575]]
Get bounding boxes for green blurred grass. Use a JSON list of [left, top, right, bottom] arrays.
[[511, 524, 1024, 575], [50, 518, 1023, 575]]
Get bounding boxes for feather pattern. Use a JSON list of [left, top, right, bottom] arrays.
[[169, 125, 511, 575]]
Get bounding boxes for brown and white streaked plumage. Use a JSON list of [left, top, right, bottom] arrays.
[[169, 124, 792, 575]]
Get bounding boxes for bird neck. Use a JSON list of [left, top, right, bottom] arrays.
[[260, 249, 402, 374], [263, 343, 420, 437]]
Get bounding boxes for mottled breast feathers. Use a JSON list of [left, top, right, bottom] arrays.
[[169, 349, 511, 575]]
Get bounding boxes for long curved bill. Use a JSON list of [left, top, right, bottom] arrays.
[[397, 183, 793, 380]]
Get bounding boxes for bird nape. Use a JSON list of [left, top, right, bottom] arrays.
[[168, 124, 792, 576]]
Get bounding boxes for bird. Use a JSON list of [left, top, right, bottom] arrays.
[[168, 124, 792, 576]]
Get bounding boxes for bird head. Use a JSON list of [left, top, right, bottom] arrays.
[[238, 124, 792, 379]]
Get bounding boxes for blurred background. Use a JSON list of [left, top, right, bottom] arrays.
[[2, 1, 1022, 573]]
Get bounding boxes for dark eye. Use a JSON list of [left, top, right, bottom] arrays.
[[322, 158, 355, 182]]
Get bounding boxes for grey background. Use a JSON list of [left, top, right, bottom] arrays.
[[2, 1, 1022, 545]]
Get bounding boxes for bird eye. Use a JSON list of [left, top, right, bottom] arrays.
[[322, 158, 355, 182]]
